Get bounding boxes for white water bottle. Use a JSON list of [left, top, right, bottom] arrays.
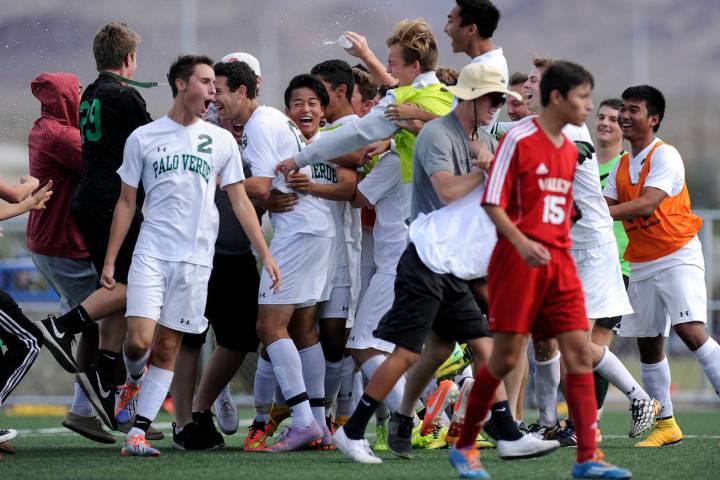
[[337, 35, 353, 50]]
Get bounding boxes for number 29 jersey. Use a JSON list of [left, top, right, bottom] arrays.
[[482, 117, 577, 249]]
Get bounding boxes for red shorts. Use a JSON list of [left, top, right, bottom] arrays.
[[487, 240, 588, 340]]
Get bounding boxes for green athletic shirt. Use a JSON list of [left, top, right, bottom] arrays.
[[598, 152, 630, 276]]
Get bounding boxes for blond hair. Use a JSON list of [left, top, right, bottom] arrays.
[[93, 22, 141, 71], [385, 19, 438, 73], [531, 55, 554, 73], [435, 66, 459, 86]]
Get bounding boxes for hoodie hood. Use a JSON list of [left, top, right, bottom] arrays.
[[31, 72, 80, 128]]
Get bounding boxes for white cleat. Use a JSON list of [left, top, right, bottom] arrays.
[[333, 426, 382, 464], [213, 384, 239, 435], [497, 434, 560, 460]]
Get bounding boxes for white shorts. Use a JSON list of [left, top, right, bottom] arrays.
[[347, 272, 396, 354], [619, 264, 707, 338], [319, 286, 351, 320], [571, 241, 633, 319], [126, 255, 211, 334], [259, 233, 333, 305]]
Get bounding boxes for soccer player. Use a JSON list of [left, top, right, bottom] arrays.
[[520, 57, 656, 445], [449, 60, 631, 480], [102, 55, 278, 457], [605, 85, 720, 447], [592, 98, 630, 437], [26, 72, 114, 443], [506, 72, 530, 122], [170, 55, 266, 452], [36, 22, 153, 432], [213, 61, 335, 452], [0, 178, 53, 449]]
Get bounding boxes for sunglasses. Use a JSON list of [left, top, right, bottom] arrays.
[[487, 92, 507, 108]]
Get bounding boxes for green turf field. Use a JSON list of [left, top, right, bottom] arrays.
[[1, 409, 718, 479]]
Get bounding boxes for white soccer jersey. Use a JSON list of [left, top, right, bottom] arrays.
[[562, 123, 615, 249], [118, 116, 245, 267], [357, 152, 407, 274], [410, 186, 497, 280], [242, 106, 334, 239]]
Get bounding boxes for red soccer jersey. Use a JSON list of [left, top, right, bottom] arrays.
[[482, 117, 577, 249]]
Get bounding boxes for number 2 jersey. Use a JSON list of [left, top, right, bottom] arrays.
[[483, 117, 577, 249], [75, 72, 152, 206]]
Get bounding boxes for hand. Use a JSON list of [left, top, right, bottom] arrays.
[[275, 157, 299, 177], [342, 31, 372, 60], [470, 140, 493, 171], [385, 103, 423, 122], [395, 119, 424, 134], [262, 254, 282, 293], [264, 190, 299, 213], [575, 140, 595, 165], [20, 175, 40, 191], [366, 139, 391, 158], [23, 180, 53, 210], [286, 172, 311, 193], [100, 263, 116, 290], [517, 237, 551, 267]]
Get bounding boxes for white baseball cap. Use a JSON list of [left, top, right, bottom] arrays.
[[444, 63, 521, 101], [220, 52, 261, 77]]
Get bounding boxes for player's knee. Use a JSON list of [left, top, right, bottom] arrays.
[[533, 339, 557, 361], [389, 348, 419, 370], [674, 322, 709, 352]]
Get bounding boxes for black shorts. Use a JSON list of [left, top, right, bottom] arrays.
[[595, 274, 630, 331], [374, 244, 490, 355], [182, 252, 260, 352], [72, 200, 143, 285]]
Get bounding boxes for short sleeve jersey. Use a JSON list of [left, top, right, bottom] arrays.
[[118, 116, 245, 267], [242, 106, 334, 239], [482, 117, 577, 249], [75, 73, 152, 205]]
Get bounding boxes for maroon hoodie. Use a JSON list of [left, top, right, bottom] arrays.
[[26, 72, 88, 258]]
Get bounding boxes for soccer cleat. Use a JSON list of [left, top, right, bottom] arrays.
[[115, 382, 141, 426], [0, 428, 17, 444], [527, 422, 551, 439], [424, 424, 450, 450], [421, 380, 459, 435], [333, 426, 382, 464], [172, 421, 223, 451], [172, 421, 191, 450], [476, 431, 496, 449], [447, 378, 473, 445], [317, 423, 335, 450], [545, 419, 577, 447], [436, 343, 474, 380], [497, 434, 560, 460], [37, 315, 79, 373], [242, 420, 271, 451], [634, 416, 683, 447], [120, 433, 160, 457], [62, 412, 116, 444], [76, 368, 118, 430], [388, 412, 413, 458], [628, 398, 660, 438], [117, 420, 164, 441], [572, 449, 632, 479], [267, 402, 290, 435], [449, 445, 490, 479], [266, 420, 323, 452], [213, 385, 239, 435], [412, 423, 434, 449], [192, 410, 226, 450], [373, 421, 389, 451]]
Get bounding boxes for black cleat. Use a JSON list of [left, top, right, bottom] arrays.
[[387, 412, 413, 459], [76, 367, 117, 430], [188, 410, 225, 450], [37, 315, 78, 373]]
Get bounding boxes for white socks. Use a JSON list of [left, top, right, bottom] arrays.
[[253, 357, 277, 423], [360, 354, 406, 414], [534, 352, 561, 427], [693, 337, 720, 396], [266, 339, 314, 428], [336, 357, 356, 418], [324, 359, 344, 416], [70, 381, 93, 417], [594, 346, 649, 402], [298, 342, 326, 426], [352, 370, 364, 410], [136, 365, 173, 423], [640, 357, 673, 418], [123, 349, 150, 385]]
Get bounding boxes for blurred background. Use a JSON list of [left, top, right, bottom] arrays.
[[0, 0, 718, 407]]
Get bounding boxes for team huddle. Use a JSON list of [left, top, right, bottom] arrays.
[[0, 0, 718, 479]]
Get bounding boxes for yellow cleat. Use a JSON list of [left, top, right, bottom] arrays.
[[435, 343, 473, 380], [267, 403, 290, 436], [634, 416, 683, 447], [476, 430, 496, 449], [411, 423, 433, 448], [424, 425, 449, 450]]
